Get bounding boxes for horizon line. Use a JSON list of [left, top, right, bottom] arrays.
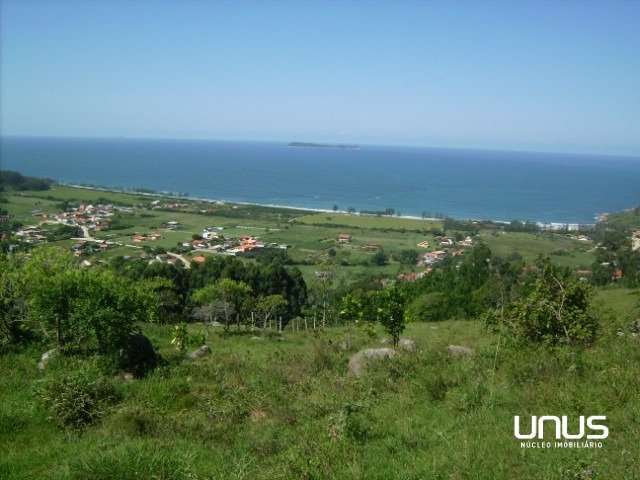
[[2, 133, 640, 160]]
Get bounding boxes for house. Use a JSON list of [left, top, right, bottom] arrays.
[[237, 235, 263, 252], [458, 236, 473, 247], [192, 255, 206, 264], [612, 269, 624, 281], [164, 221, 180, 230], [338, 233, 352, 243], [576, 269, 592, 282], [632, 231, 640, 252], [438, 237, 454, 247], [202, 230, 219, 240], [421, 250, 447, 266], [397, 270, 430, 282], [416, 240, 430, 248]]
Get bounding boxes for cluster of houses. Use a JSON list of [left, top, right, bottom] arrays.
[[54, 203, 115, 231], [150, 200, 189, 210], [72, 240, 109, 257], [537, 222, 594, 232], [14, 226, 47, 244], [179, 227, 288, 256], [420, 235, 474, 267], [132, 232, 162, 243], [567, 234, 592, 242]]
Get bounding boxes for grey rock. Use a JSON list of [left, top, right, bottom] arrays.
[[446, 345, 474, 358], [188, 345, 211, 359], [380, 338, 416, 352], [348, 348, 396, 377], [37, 349, 58, 370], [398, 338, 417, 352], [119, 333, 159, 378]]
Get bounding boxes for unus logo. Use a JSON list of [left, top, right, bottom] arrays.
[[514, 415, 608, 440]]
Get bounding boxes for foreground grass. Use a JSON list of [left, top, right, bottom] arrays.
[[2, 293, 639, 479]]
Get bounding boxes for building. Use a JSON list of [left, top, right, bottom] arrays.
[[632, 231, 640, 252], [338, 233, 352, 243], [458, 236, 474, 247], [421, 250, 447, 266], [416, 240, 430, 248]]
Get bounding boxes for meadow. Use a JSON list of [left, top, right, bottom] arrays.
[[1, 286, 638, 479]]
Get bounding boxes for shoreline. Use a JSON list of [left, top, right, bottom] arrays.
[[63, 183, 596, 227]]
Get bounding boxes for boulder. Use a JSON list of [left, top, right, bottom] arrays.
[[37, 349, 58, 370], [446, 345, 474, 358], [119, 333, 159, 378], [348, 348, 396, 377], [380, 338, 417, 352], [398, 338, 417, 352], [188, 345, 211, 359]]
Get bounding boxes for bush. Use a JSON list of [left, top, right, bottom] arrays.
[[405, 292, 449, 322], [38, 367, 121, 429], [485, 259, 599, 345]]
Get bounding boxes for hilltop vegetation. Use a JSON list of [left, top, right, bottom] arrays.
[[1, 180, 639, 478], [0, 170, 55, 192]]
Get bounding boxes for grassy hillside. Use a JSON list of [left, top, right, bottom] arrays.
[[1, 286, 638, 480]]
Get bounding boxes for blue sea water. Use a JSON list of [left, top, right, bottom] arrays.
[[1, 136, 639, 224]]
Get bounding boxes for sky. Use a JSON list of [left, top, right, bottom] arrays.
[[1, 0, 639, 156]]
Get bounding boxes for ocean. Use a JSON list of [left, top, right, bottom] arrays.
[[2, 136, 639, 224]]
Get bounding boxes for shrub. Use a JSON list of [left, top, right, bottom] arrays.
[[377, 288, 406, 347], [38, 367, 121, 429], [485, 259, 599, 345], [405, 292, 449, 322]]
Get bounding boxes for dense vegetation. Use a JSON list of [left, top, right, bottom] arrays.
[[0, 170, 54, 192]]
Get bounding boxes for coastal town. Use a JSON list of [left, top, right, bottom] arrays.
[[6, 184, 637, 289]]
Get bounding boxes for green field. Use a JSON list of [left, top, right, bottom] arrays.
[[3, 186, 599, 281], [2, 292, 638, 479], [480, 231, 595, 268], [294, 212, 443, 231]]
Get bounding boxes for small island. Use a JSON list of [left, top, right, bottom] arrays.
[[288, 141, 359, 149]]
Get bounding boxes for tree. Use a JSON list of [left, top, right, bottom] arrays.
[[371, 249, 388, 266], [24, 248, 159, 360], [255, 294, 288, 328], [0, 254, 28, 346], [396, 249, 419, 266], [376, 288, 406, 347], [192, 278, 252, 330], [405, 292, 448, 322], [339, 293, 362, 324]]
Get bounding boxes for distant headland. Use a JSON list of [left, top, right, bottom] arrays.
[[288, 141, 360, 149]]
